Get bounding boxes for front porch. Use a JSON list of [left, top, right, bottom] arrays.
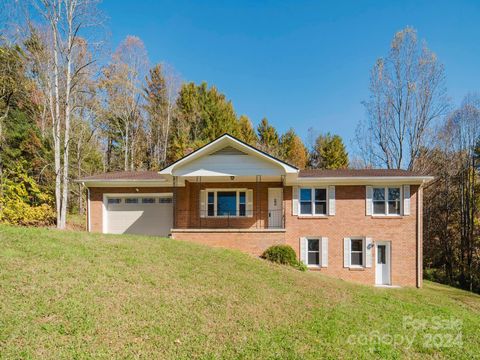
[[171, 177, 288, 231]]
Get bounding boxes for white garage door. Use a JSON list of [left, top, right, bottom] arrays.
[[105, 195, 173, 236]]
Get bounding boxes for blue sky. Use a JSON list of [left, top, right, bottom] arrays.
[[99, 0, 480, 151]]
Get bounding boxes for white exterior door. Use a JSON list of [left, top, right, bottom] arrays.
[[268, 188, 283, 228], [105, 195, 173, 237], [375, 241, 391, 285]]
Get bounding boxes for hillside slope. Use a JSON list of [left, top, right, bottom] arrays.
[[0, 225, 478, 359]]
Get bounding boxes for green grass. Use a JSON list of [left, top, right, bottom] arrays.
[[0, 225, 479, 359]]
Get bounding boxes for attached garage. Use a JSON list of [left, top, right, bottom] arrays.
[[103, 194, 173, 237]]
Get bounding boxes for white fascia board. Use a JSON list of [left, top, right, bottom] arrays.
[[159, 134, 298, 176], [286, 176, 434, 186]]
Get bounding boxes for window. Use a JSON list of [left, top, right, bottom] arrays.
[[307, 239, 320, 266], [373, 187, 401, 215], [388, 188, 401, 215], [350, 239, 363, 266], [299, 188, 327, 215], [142, 197, 156, 204], [107, 198, 122, 204], [207, 192, 215, 216], [377, 245, 386, 264], [300, 188, 312, 214], [217, 191, 236, 216], [239, 191, 246, 216], [159, 197, 172, 204], [125, 198, 139, 204], [206, 190, 248, 217]]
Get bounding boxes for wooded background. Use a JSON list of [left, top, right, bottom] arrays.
[[0, 1, 478, 293]]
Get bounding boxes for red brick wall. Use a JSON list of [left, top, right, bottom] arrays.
[[171, 231, 285, 256], [283, 185, 420, 287]]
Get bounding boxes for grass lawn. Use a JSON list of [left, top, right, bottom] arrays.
[[0, 225, 479, 359]]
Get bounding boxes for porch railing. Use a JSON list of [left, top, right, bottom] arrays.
[[174, 209, 285, 229]]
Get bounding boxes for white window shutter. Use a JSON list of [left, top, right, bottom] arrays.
[[321, 237, 328, 267], [328, 186, 336, 215], [199, 190, 206, 218], [299, 237, 307, 264], [403, 185, 410, 216], [343, 238, 350, 268], [292, 186, 299, 216], [365, 237, 373, 268], [246, 189, 254, 217], [366, 186, 373, 215]]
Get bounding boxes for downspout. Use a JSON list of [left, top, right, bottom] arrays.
[[416, 181, 424, 288], [173, 176, 177, 230], [85, 184, 91, 232]]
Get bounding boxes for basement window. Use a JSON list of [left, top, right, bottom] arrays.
[[350, 239, 364, 266], [307, 238, 320, 266]]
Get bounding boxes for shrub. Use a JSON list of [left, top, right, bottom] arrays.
[[0, 164, 55, 226], [261, 245, 297, 265], [261, 245, 306, 271]]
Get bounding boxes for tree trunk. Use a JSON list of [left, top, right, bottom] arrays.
[[124, 126, 129, 171], [52, 16, 63, 229]]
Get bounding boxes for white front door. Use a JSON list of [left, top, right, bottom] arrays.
[[268, 188, 283, 228], [375, 241, 391, 285]]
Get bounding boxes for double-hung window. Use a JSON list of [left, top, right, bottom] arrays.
[[207, 190, 247, 217], [350, 239, 363, 266], [307, 238, 320, 266], [373, 187, 401, 215], [299, 188, 327, 215]]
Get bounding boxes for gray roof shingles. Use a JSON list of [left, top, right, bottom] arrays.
[[80, 168, 423, 181], [79, 171, 165, 181], [298, 169, 421, 178]]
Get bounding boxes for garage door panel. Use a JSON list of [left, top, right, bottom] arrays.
[[106, 198, 173, 237]]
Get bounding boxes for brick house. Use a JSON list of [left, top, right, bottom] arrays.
[[80, 134, 433, 287]]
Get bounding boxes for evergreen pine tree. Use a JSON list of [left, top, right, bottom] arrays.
[[238, 115, 257, 145], [310, 133, 349, 169], [279, 128, 308, 168], [257, 118, 279, 155]]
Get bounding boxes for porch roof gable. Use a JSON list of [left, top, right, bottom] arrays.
[[159, 133, 299, 177]]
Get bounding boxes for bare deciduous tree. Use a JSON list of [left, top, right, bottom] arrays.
[[28, 0, 102, 228], [100, 35, 148, 171], [423, 94, 480, 293], [356, 27, 449, 171]]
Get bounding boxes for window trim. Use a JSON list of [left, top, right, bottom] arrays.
[[298, 187, 328, 216], [372, 186, 402, 216], [205, 189, 249, 218], [306, 237, 321, 268]]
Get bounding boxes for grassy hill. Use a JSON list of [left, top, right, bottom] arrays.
[[0, 225, 479, 359]]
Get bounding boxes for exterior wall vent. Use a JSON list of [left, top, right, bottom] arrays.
[[210, 146, 247, 156]]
